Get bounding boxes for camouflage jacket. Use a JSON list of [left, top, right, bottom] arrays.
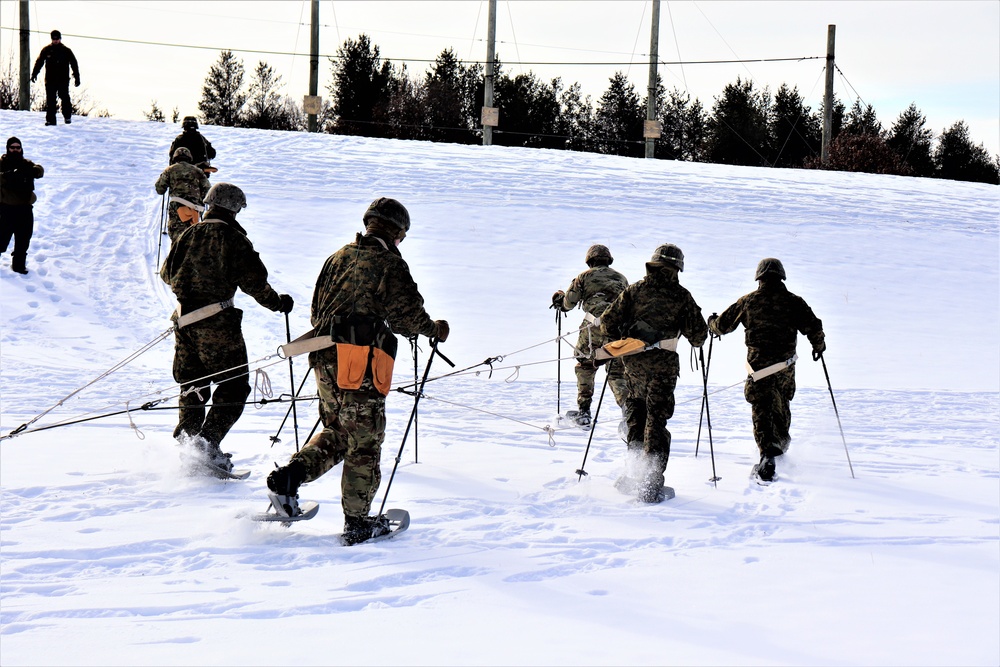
[[169, 130, 216, 166], [159, 212, 282, 314], [560, 265, 628, 320], [710, 280, 824, 369], [154, 162, 210, 205], [0, 155, 43, 206], [601, 266, 708, 349], [311, 232, 437, 340]]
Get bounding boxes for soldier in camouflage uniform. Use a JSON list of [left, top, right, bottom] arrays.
[[551, 244, 629, 426], [601, 244, 708, 502], [708, 258, 825, 482], [266, 197, 449, 545], [159, 182, 293, 472], [155, 147, 211, 243]]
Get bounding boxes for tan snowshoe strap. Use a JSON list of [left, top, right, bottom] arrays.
[[594, 336, 679, 360], [174, 298, 234, 329], [169, 196, 205, 212], [747, 354, 798, 382], [278, 328, 335, 359]]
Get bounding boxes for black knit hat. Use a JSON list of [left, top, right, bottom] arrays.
[[7, 136, 22, 150], [51, 30, 61, 40]]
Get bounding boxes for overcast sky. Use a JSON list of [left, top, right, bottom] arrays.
[[1, 1, 997, 155]]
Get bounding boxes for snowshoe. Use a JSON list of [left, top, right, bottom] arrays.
[[565, 410, 592, 429]]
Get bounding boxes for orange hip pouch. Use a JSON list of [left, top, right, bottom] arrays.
[[336, 343, 395, 396]]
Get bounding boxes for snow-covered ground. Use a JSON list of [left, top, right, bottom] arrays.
[[0, 109, 997, 666]]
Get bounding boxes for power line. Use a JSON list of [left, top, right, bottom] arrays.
[[0, 26, 821, 68]]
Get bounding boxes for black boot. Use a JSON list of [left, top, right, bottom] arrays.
[[753, 453, 776, 482], [11, 257, 27, 274], [342, 514, 391, 546], [266, 460, 307, 517]]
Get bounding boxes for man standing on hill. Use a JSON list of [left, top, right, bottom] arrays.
[[169, 117, 217, 171], [601, 244, 708, 503], [551, 244, 629, 427], [155, 147, 211, 243], [31, 30, 80, 126], [0, 137, 44, 275], [265, 197, 450, 545], [709, 258, 825, 483], [159, 182, 293, 476]]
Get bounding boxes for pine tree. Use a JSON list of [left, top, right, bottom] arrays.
[[327, 34, 394, 137], [199, 50, 247, 127], [557, 81, 596, 152], [934, 121, 1000, 184], [493, 69, 561, 148], [242, 61, 300, 131], [660, 87, 707, 161], [842, 99, 881, 136], [376, 63, 427, 140], [769, 84, 820, 168], [706, 77, 771, 166], [887, 103, 935, 178], [594, 72, 644, 157], [144, 100, 166, 122], [425, 48, 478, 144]]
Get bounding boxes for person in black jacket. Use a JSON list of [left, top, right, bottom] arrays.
[[169, 117, 217, 171], [31, 30, 80, 126], [0, 137, 44, 274]]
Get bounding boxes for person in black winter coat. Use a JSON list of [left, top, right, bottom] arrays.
[[169, 117, 217, 170], [0, 137, 44, 274], [31, 30, 81, 126]]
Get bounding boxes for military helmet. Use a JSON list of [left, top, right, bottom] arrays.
[[172, 146, 193, 163], [182, 116, 199, 130], [754, 257, 786, 281], [363, 197, 410, 232], [585, 244, 613, 266], [646, 243, 685, 271], [204, 182, 247, 212]]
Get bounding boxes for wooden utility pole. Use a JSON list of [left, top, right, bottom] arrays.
[[482, 0, 498, 146], [19, 0, 31, 110], [821, 24, 836, 165], [306, 0, 320, 132], [644, 0, 662, 158]]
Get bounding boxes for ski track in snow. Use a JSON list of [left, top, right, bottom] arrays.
[[0, 112, 997, 664]]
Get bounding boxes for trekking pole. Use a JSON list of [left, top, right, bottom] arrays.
[[695, 326, 716, 457], [377, 339, 456, 515], [284, 313, 301, 452], [554, 306, 563, 416], [156, 192, 166, 266], [268, 368, 312, 448], [575, 370, 610, 481], [819, 353, 856, 479], [410, 336, 420, 464], [699, 346, 721, 486]]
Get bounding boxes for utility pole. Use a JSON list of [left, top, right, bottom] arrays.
[[643, 0, 662, 158], [482, 0, 498, 146], [19, 0, 30, 110], [821, 24, 836, 165], [306, 0, 320, 132]]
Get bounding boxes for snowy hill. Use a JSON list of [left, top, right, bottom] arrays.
[[0, 109, 997, 666]]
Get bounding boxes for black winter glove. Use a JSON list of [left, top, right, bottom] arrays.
[[812, 340, 826, 361], [550, 290, 565, 309], [277, 294, 294, 314], [433, 319, 450, 343], [74, 77, 80, 87]]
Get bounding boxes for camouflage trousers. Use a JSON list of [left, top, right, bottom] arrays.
[[574, 358, 628, 412], [744, 369, 796, 457], [172, 309, 250, 447], [166, 202, 194, 243], [621, 351, 679, 472], [289, 349, 386, 519]]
